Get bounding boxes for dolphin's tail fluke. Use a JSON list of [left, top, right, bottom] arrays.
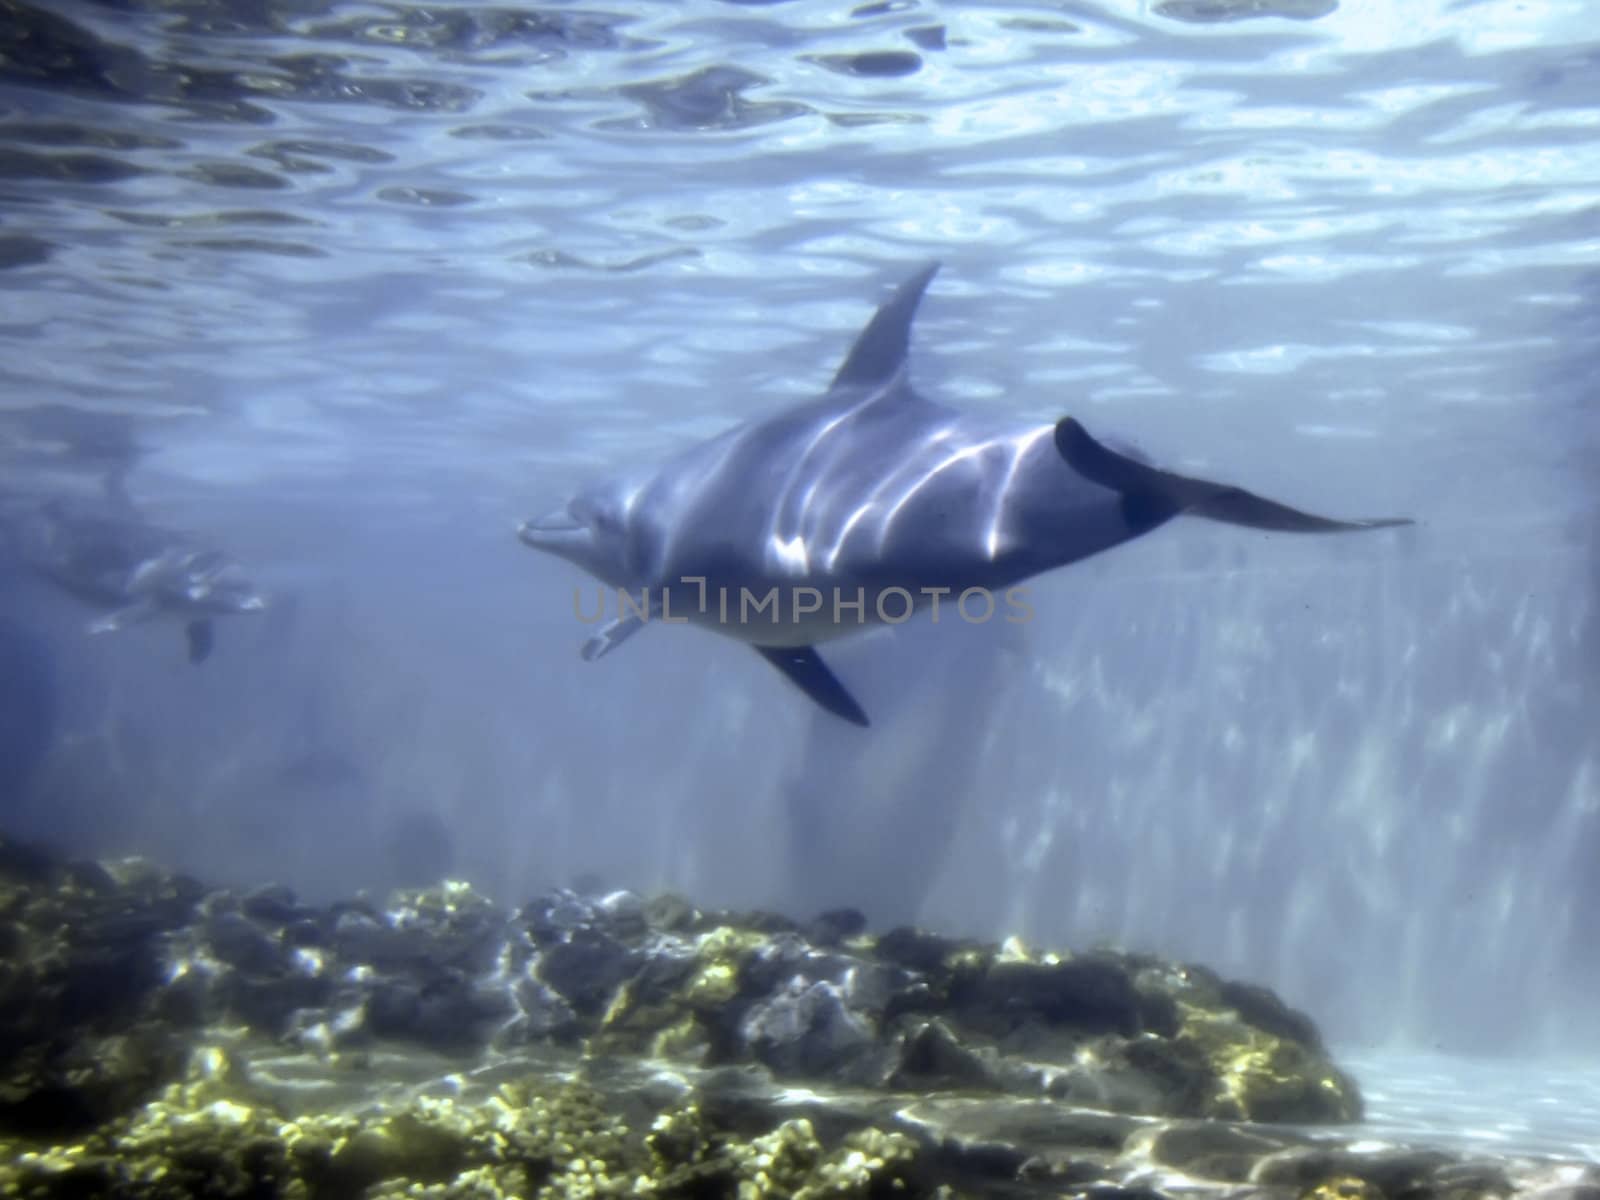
[[1054, 418, 1413, 534]]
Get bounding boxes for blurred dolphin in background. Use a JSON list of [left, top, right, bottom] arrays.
[[3, 490, 268, 664]]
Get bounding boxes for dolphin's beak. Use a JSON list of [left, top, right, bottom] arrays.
[[517, 508, 592, 555]]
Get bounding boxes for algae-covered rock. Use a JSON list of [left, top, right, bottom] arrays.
[[0, 834, 1592, 1200], [0, 1069, 922, 1200], [0, 830, 1363, 1136], [0, 841, 203, 1137]]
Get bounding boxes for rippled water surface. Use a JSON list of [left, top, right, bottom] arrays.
[[3, 0, 1595, 509]]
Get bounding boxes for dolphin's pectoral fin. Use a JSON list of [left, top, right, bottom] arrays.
[[185, 618, 214, 664], [828, 261, 942, 393], [754, 645, 871, 728], [581, 613, 647, 662], [1054, 418, 1414, 534], [87, 601, 157, 633]]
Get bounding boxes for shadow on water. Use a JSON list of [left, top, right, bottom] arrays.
[[778, 612, 1030, 930], [0, 614, 58, 808]]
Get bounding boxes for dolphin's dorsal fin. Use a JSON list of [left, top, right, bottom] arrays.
[[828, 261, 942, 394]]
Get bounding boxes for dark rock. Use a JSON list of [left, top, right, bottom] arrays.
[[838, 958, 902, 1015], [642, 891, 697, 931], [1114, 1034, 1221, 1115], [365, 975, 514, 1049], [595, 889, 647, 936], [283, 917, 325, 947], [737, 930, 813, 995], [1253, 1147, 1458, 1192], [503, 976, 580, 1043], [890, 1018, 1001, 1090], [1135, 986, 1183, 1037], [0, 1026, 185, 1136], [1219, 979, 1324, 1051], [972, 956, 1141, 1036], [1137, 1121, 1304, 1181], [900, 1096, 1141, 1154], [241, 883, 309, 926], [1430, 1161, 1518, 1199], [0, 831, 1367, 1152], [536, 930, 636, 1015], [331, 908, 394, 963], [728, 907, 800, 935], [0, 833, 59, 885], [383, 882, 508, 974], [806, 906, 867, 946], [875, 925, 961, 972], [216, 968, 332, 1035], [741, 978, 878, 1079], [1085, 1187, 1176, 1200], [626, 945, 701, 1005], [522, 888, 601, 942], [205, 909, 289, 976]]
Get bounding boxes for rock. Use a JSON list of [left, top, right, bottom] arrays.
[[1, 835, 1595, 1200], [875, 925, 964, 972], [1218, 979, 1326, 1052], [1134, 1120, 1307, 1181], [536, 929, 637, 1016], [642, 891, 697, 932], [522, 888, 602, 942], [970, 956, 1142, 1036], [204, 908, 290, 976], [741, 978, 879, 1080], [595, 888, 646, 934], [240, 883, 310, 926], [890, 1018, 1003, 1090], [1253, 1147, 1459, 1192], [806, 907, 867, 946], [0, 831, 1367, 1153], [364, 976, 514, 1049]]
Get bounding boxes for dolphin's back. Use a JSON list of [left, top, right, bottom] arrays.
[[636, 384, 1133, 599]]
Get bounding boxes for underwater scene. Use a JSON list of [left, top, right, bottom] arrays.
[[1, 0, 1597, 1195]]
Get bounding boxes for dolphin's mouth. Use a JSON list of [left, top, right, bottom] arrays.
[[517, 508, 592, 553]]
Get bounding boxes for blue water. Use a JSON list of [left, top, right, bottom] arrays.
[[1, 0, 1597, 1086]]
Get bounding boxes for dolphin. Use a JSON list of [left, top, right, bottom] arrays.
[[518, 262, 1411, 727], [8, 497, 268, 664]]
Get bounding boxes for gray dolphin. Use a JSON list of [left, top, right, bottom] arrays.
[[518, 262, 1411, 726], [9, 497, 267, 664]]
